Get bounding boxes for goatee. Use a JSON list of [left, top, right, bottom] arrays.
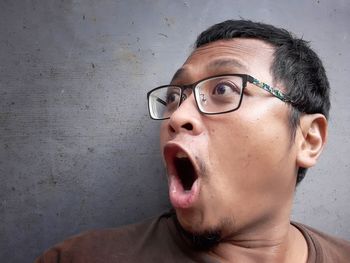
[[174, 214, 222, 250]]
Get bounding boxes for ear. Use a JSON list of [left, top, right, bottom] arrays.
[[296, 114, 328, 169]]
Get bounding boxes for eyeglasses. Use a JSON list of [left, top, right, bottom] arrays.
[[147, 74, 290, 120]]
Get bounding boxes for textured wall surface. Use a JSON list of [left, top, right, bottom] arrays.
[[0, 1, 349, 262]]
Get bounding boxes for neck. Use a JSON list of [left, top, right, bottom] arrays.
[[208, 221, 308, 263], [175, 216, 308, 263]]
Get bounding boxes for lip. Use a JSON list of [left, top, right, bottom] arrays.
[[163, 142, 201, 209]]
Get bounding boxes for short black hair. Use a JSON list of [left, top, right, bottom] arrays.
[[195, 20, 331, 184]]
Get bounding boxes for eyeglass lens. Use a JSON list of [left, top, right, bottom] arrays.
[[149, 75, 244, 119]]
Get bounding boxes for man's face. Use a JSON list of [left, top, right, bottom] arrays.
[[160, 39, 298, 238]]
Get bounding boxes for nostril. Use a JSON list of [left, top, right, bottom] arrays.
[[169, 125, 176, 133], [169, 122, 193, 133], [182, 123, 193, 131]]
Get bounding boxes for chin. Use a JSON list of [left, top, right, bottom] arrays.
[[174, 206, 205, 232], [175, 208, 217, 233], [177, 209, 237, 236], [174, 211, 224, 250]]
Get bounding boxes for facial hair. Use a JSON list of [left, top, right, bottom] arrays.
[[174, 212, 222, 250]]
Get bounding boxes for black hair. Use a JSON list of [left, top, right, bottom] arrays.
[[195, 20, 330, 184]]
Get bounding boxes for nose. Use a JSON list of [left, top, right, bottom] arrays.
[[167, 93, 204, 136]]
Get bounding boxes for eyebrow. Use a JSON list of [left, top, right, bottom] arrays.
[[171, 68, 187, 83], [207, 58, 248, 72], [171, 58, 248, 83]]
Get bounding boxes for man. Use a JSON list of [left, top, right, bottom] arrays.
[[35, 20, 350, 262]]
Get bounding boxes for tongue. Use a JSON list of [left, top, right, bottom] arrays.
[[168, 174, 199, 209]]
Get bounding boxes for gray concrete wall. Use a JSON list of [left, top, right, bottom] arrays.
[[0, 1, 349, 262]]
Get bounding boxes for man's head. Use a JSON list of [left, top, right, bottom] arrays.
[[151, 20, 329, 245], [195, 20, 330, 184]]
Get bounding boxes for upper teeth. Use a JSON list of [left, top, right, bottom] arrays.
[[176, 152, 188, 158]]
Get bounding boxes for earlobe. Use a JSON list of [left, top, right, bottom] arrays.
[[296, 114, 328, 169]]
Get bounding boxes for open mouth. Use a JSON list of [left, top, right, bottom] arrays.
[[164, 144, 200, 209], [174, 153, 198, 191]]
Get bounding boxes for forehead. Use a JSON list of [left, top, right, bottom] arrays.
[[172, 38, 276, 83]]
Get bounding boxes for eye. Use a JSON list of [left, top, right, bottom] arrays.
[[165, 90, 180, 106], [166, 93, 177, 103], [212, 82, 240, 96]]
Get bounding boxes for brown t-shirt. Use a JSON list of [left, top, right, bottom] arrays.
[[292, 221, 350, 262], [35, 211, 350, 262]]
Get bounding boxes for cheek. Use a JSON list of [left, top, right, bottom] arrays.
[[159, 121, 170, 163], [207, 107, 293, 188], [159, 121, 168, 146], [208, 122, 251, 177]]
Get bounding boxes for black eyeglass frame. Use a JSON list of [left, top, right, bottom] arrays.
[[147, 74, 291, 120]]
